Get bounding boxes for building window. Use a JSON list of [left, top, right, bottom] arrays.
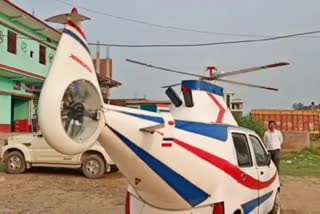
[[7, 31, 17, 54], [39, 45, 46, 65], [232, 133, 253, 167]]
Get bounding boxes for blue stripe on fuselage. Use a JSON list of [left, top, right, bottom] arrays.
[[110, 128, 209, 207], [241, 191, 273, 214], [115, 110, 165, 124], [115, 110, 228, 141], [63, 28, 90, 54], [182, 80, 224, 96], [175, 120, 229, 142]]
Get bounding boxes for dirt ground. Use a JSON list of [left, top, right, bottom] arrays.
[[0, 169, 127, 214], [0, 169, 319, 214]]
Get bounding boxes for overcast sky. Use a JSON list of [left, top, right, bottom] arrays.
[[14, 0, 320, 113]]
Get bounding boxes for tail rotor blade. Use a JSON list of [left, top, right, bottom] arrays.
[[69, 120, 80, 138], [69, 121, 75, 138], [216, 79, 278, 91], [214, 62, 289, 79], [64, 90, 74, 105], [64, 118, 72, 134]]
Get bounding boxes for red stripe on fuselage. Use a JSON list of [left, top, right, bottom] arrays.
[[70, 54, 92, 73], [207, 93, 225, 123], [67, 21, 87, 40], [173, 138, 276, 190]]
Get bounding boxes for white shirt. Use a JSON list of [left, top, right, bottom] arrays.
[[263, 129, 283, 150]]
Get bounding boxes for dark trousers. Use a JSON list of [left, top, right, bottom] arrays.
[[269, 149, 281, 172]]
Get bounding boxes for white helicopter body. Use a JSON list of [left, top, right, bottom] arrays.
[[38, 9, 286, 214]]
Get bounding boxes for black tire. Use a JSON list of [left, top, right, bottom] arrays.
[[81, 154, 105, 179], [4, 151, 26, 174], [270, 190, 281, 214]]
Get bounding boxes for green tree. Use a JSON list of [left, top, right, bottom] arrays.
[[235, 115, 266, 138], [292, 102, 307, 110]]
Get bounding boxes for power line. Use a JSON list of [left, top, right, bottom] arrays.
[[54, 0, 320, 39], [88, 30, 320, 48], [2, 29, 320, 48]]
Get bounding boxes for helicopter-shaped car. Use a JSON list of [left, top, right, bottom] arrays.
[[38, 8, 288, 214]]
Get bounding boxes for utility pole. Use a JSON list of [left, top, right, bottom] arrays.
[[95, 40, 100, 74]]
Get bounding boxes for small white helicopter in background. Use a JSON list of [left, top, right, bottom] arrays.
[[38, 8, 289, 214]]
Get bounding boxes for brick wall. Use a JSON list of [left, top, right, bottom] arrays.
[[282, 131, 310, 152]]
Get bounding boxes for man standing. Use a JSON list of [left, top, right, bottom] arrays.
[[263, 121, 283, 172]]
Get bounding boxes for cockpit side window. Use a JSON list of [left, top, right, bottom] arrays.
[[250, 135, 269, 166], [232, 133, 253, 168]]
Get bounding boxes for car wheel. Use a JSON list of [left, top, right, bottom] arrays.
[[4, 151, 26, 174], [270, 190, 280, 214], [81, 154, 105, 179]]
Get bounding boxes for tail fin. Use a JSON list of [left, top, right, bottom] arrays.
[[45, 8, 90, 24], [38, 8, 104, 155]]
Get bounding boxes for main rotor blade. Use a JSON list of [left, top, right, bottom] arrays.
[[69, 121, 76, 138], [126, 59, 207, 79], [214, 62, 289, 79], [161, 83, 181, 88], [216, 79, 278, 91]]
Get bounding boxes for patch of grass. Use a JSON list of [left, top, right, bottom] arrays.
[[311, 138, 320, 150], [281, 148, 320, 177]]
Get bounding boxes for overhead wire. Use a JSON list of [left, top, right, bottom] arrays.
[[2, 29, 320, 48], [53, 0, 320, 39], [88, 30, 320, 48], [3, 1, 320, 48]]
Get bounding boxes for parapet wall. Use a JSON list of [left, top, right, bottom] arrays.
[[282, 131, 310, 152]]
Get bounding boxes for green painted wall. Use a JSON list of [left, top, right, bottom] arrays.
[[13, 98, 29, 120], [0, 94, 30, 124], [0, 5, 59, 131], [0, 76, 34, 96], [127, 105, 141, 109], [0, 12, 57, 78], [0, 76, 11, 91], [0, 94, 11, 124]]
